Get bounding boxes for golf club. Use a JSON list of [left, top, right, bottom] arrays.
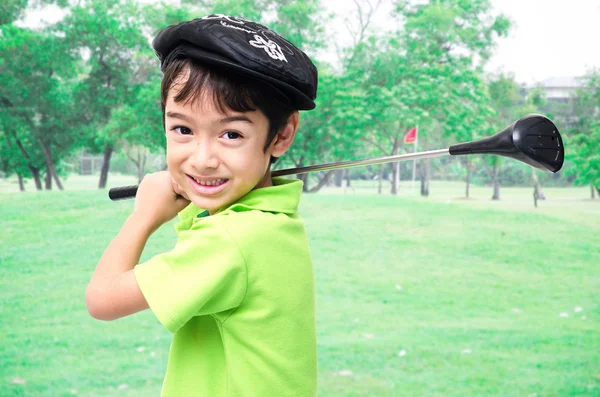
[[108, 114, 563, 201]]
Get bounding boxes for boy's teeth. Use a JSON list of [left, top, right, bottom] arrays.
[[193, 177, 225, 186]]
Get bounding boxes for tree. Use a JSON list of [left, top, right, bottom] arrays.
[[100, 69, 164, 182], [0, 25, 47, 190], [486, 74, 547, 200], [443, 73, 495, 198], [1, 0, 68, 25], [569, 70, 600, 197], [400, 0, 509, 197], [280, 67, 366, 192], [347, 0, 509, 196], [0, 122, 37, 191], [58, 0, 156, 189], [484, 74, 522, 199], [0, 23, 78, 191], [180, 0, 269, 22]]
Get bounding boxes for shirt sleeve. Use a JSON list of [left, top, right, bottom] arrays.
[[134, 219, 247, 333]]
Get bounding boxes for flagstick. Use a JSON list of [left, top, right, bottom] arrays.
[[411, 124, 418, 195]]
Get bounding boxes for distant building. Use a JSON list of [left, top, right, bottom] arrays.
[[522, 76, 587, 127], [79, 150, 105, 175], [533, 76, 585, 103]]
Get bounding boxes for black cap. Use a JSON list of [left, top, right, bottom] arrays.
[[152, 14, 318, 110]]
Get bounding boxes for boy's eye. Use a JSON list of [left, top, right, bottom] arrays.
[[223, 131, 242, 140], [173, 126, 192, 135]]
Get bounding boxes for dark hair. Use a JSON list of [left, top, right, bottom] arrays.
[[160, 58, 295, 163]]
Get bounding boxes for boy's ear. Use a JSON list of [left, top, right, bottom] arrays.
[[270, 111, 300, 158]]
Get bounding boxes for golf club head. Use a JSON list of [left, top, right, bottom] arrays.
[[449, 114, 564, 172]]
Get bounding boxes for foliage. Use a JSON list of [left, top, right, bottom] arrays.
[[568, 70, 600, 190], [57, 0, 153, 152], [0, 23, 78, 184], [1, 0, 68, 25], [337, 0, 510, 195], [0, 0, 587, 191]]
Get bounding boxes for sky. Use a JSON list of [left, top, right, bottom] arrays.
[[321, 0, 600, 84], [486, 0, 600, 83], [19, 0, 600, 85]]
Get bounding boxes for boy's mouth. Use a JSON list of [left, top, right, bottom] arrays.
[[186, 175, 229, 195]]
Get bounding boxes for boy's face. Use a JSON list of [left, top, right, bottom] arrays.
[[164, 74, 292, 214]]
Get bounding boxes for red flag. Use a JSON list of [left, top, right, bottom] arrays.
[[404, 127, 418, 144]]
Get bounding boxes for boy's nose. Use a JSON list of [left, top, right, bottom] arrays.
[[190, 142, 219, 170]]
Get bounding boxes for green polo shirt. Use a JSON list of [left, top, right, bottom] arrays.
[[134, 177, 317, 397]]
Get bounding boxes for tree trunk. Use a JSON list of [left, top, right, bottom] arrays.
[[297, 173, 309, 192], [29, 166, 42, 190], [531, 167, 545, 200], [377, 164, 384, 194], [3, 133, 27, 192], [40, 140, 64, 190], [420, 160, 430, 196], [592, 184, 596, 199], [17, 174, 25, 191], [132, 147, 147, 183], [134, 148, 147, 183], [481, 158, 501, 201], [334, 170, 343, 187], [491, 164, 500, 200], [465, 159, 471, 198], [308, 171, 335, 193], [45, 164, 52, 190], [343, 169, 353, 194], [9, 130, 42, 190], [98, 145, 113, 189]]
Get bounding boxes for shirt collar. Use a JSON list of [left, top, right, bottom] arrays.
[[176, 176, 303, 222], [224, 176, 302, 215]]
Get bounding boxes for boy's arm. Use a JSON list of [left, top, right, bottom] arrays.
[[85, 213, 154, 321], [86, 171, 190, 321]]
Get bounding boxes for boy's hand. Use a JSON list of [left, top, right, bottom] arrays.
[[133, 171, 191, 231]]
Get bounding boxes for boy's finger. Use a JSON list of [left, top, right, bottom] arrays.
[[171, 178, 190, 200]]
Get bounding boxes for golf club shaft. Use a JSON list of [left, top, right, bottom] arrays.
[[107, 149, 449, 200], [108, 114, 564, 201], [272, 149, 449, 177]]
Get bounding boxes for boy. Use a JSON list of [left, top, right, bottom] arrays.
[[86, 14, 319, 397]]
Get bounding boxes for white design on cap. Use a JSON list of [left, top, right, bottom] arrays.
[[249, 35, 288, 62], [202, 14, 247, 25]]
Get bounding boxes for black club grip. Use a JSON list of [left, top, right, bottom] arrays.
[[108, 185, 138, 201]]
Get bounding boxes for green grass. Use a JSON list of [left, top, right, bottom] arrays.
[[1, 175, 599, 396]]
